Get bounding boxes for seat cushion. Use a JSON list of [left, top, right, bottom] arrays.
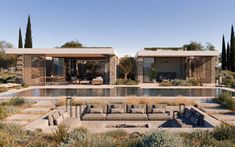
[[81, 113, 106, 120], [152, 108, 165, 113], [148, 114, 171, 120], [62, 112, 70, 120], [175, 118, 193, 128], [131, 108, 145, 114], [52, 111, 60, 120], [111, 108, 124, 114], [90, 108, 103, 114], [106, 113, 148, 120], [54, 115, 63, 125]]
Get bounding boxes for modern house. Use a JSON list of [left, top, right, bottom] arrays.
[[136, 48, 219, 83], [4, 48, 117, 85], [4, 47, 219, 85]]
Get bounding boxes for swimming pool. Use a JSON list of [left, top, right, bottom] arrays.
[[0, 87, 232, 97]]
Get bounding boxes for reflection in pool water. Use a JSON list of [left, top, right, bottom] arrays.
[[0, 87, 232, 97]]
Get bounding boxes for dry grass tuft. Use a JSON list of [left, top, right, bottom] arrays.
[[56, 96, 197, 106]]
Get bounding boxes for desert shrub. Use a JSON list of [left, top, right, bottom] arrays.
[[52, 125, 69, 143], [184, 130, 215, 146], [172, 79, 185, 86], [0, 75, 17, 83], [0, 106, 7, 119], [138, 131, 185, 147], [8, 97, 26, 106], [21, 82, 29, 88], [61, 127, 89, 146], [116, 78, 138, 85], [188, 79, 200, 86], [214, 91, 235, 111], [220, 70, 235, 87], [0, 130, 14, 146], [182, 130, 234, 147], [0, 87, 7, 93], [159, 80, 173, 86], [213, 124, 235, 143]]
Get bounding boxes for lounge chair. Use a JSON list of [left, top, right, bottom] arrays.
[[80, 104, 107, 120], [147, 104, 171, 120], [92, 77, 103, 85]]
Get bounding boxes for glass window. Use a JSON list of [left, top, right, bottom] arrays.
[[31, 56, 45, 79], [143, 58, 154, 82]]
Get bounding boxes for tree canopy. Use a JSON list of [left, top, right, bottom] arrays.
[[118, 56, 136, 80], [0, 41, 17, 69], [183, 41, 205, 51], [18, 28, 23, 48], [24, 15, 33, 48], [60, 40, 83, 48]]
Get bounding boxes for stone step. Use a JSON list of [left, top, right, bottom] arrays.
[[199, 103, 221, 108], [3, 120, 29, 126], [21, 107, 51, 114], [32, 101, 56, 108], [5, 114, 41, 121], [212, 114, 235, 121], [202, 108, 232, 114]]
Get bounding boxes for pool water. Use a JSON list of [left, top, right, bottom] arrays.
[[0, 87, 232, 97]]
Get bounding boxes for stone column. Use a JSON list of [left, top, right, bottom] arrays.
[[210, 57, 216, 83], [137, 57, 143, 83], [16, 55, 24, 81], [186, 57, 192, 81], [109, 55, 117, 85]]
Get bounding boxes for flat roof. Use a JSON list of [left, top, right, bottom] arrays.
[[4, 48, 116, 57], [137, 49, 220, 57]]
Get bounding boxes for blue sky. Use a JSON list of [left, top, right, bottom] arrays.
[[0, 0, 235, 56]]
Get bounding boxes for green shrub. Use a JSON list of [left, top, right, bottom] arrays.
[[188, 79, 200, 86], [21, 82, 29, 88], [139, 131, 185, 147], [172, 79, 185, 86], [0, 87, 7, 93], [213, 124, 235, 143], [8, 97, 26, 106], [61, 127, 89, 146], [214, 92, 235, 111], [116, 78, 138, 85], [159, 80, 173, 86], [104, 129, 128, 138]]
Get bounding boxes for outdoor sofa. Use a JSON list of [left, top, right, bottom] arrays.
[[174, 107, 206, 128], [24, 107, 80, 132], [80, 103, 171, 121]]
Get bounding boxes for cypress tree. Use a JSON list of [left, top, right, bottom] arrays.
[[221, 35, 226, 70], [24, 15, 33, 48], [18, 28, 23, 48], [230, 25, 235, 71], [227, 42, 231, 70]]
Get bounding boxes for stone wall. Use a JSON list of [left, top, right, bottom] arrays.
[[109, 55, 117, 85], [16, 55, 24, 80]]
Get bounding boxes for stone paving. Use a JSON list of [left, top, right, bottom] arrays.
[[199, 101, 235, 125], [3, 101, 55, 126]]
